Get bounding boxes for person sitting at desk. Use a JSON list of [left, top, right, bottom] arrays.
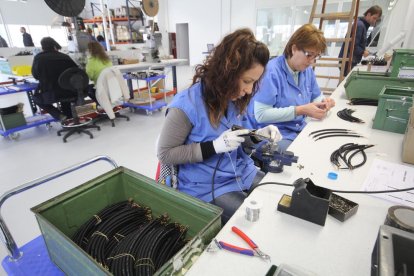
[[85, 41, 112, 102], [157, 28, 282, 224], [249, 24, 335, 151], [32, 37, 78, 121]]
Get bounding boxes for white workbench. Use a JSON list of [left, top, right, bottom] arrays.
[[186, 76, 413, 275]]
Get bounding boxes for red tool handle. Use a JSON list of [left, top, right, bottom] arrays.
[[218, 241, 255, 256], [232, 226, 257, 249]]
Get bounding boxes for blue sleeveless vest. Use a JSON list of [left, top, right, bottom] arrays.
[[168, 82, 256, 202]]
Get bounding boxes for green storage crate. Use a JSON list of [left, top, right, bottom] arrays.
[[390, 49, 414, 78], [0, 112, 26, 131], [344, 70, 414, 100], [372, 85, 414, 133], [31, 167, 222, 276]]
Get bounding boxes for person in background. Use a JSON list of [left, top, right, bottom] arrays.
[[338, 5, 382, 76], [86, 28, 97, 42], [157, 28, 282, 224], [250, 23, 335, 151], [20, 27, 34, 47], [0, 35, 8, 47], [85, 41, 112, 102], [96, 35, 107, 51], [32, 37, 78, 121]]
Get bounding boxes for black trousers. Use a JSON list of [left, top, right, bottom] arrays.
[[36, 102, 72, 120]]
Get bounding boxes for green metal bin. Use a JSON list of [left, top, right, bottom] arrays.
[[390, 49, 414, 78], [31, 167, 222, 275], [372, 85, 414, 134], [344, 70, 414, 100]]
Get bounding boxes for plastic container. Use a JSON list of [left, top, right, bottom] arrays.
[[344, 70, 414, 100], [31, 167, 222, 275], [372, 85, 414, 134]]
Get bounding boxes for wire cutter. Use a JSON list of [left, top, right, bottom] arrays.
[[218, 226, 271, 262]]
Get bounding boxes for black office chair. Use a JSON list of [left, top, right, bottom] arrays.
[[57, 67, 100, 142]]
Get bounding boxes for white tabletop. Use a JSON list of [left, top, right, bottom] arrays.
[[186, 76, 413, 275], [114, 59, 188, 73]]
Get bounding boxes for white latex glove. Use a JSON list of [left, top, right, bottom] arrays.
[[213, 129, 250, 154], [255, 125, 283, 142]]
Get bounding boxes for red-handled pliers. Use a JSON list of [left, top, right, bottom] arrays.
[[218, 226, 271, 262]]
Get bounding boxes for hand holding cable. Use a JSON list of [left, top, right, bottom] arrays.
[[296, 102, 327, 120], [213, 129, 249, 154]]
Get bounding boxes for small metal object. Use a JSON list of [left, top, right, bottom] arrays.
[[245, 199, 262, 222]]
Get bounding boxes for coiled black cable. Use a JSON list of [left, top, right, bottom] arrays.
[[337, 108, 364, 123], [330, 143, 374, 170], [348, 98, 378, 106]]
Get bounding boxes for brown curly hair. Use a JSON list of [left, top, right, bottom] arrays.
[[192, 28, 269, 127], [88, 41, 110, 63]]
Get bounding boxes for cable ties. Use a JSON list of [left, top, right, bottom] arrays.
[[91, 231, 109, 241], [134, 258, 155, 270], [107, 253, 136, 261], [93, 215, 102, 224]]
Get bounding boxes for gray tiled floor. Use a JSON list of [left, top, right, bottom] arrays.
[[0, 65, 194, 274]]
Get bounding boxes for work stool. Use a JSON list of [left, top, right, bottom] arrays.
[[93, 105, 130, 127], [56, 68, 100, 142]]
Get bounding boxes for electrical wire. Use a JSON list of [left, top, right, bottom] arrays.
[[247, 181, 414, 196], [337, 108, 365, 123], [348, 98, 378, 106], [211, 153, 224, 204]]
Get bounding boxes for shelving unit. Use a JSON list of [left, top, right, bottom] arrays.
[[123, 72, 171, 115], [84, 0, 144, 44]]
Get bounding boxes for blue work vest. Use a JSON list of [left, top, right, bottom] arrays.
[[249, 55, 321, 141], [168, 82, 256, 202]]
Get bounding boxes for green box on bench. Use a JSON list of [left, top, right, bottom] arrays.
[[0, 112, 26, 131], [31, 167, 222, 275], [372, 85, 414, 134], [344, 71, 414, 100], [390, 49, 414, 78]]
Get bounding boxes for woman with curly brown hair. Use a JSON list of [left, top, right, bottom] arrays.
[[157, 28, 282, 224]]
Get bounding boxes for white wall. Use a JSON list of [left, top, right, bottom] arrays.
[[162, 0, 256, 66], [0, 1, 60, 25]]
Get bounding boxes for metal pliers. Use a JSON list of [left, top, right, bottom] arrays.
[[218, 226, 271, 262]]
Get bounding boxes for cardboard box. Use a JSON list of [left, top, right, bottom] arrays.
[[402, 105, 414, 164]]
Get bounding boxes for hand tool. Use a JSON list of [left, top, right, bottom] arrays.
[[218, 226, 271, 262]]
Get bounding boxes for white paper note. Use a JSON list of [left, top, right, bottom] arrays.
[[362, 159, 414, 207]]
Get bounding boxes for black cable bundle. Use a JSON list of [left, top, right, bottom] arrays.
[[86, 203, 150, 268], [369, 56, 387, 66], [72, 200, 130, 248], [330, 143, 374, 170], [337, 108, 364, 123], [348, 98, 378, 106], [309, 128, 364, 141]]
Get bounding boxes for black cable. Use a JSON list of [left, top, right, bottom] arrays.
[[247, 181, 414, 196], [247, 181, 293, 196], [348, 98, 378, 106], [337, 108, 364, 123], [315, 134, 364, 141], [309, 128, 350, 136], [211, 153, 224, 204]]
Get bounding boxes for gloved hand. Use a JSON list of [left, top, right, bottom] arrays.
[[255, 125, 283, 143], [213, 129, 250, 154]]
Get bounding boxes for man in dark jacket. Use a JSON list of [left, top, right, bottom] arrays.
[[20, 27, 34, 47], [32, 37, 78, 121], [338, 5, 382, 76]]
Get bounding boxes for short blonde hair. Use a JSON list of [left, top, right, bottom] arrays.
[[284, 24, 326, 58]]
